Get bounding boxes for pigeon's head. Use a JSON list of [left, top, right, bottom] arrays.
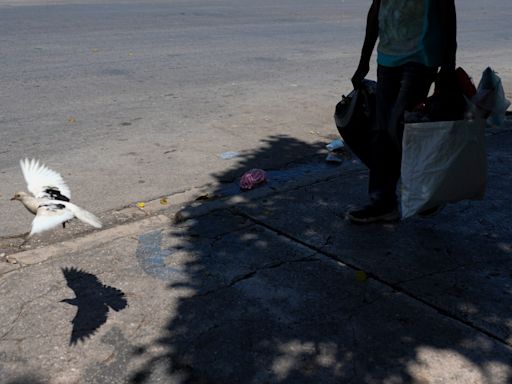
[[10, 191, 29, 201]]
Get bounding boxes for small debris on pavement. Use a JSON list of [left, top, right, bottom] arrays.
[[355, 270, 368, 283], [220, 151, 240, 160], [160, 198, 169, 205], [240, 169, 267, 190], [195, 194, 216, 201], [326, 139, 345, 152], [6, 255, 17, 264], [325, 139, 347, 163], [136, 202, 145, 209], [325, 153, 344, 163]]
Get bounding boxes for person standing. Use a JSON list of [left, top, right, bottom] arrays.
[[346, 0, 457, 223]]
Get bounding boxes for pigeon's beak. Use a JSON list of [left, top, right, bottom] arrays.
[[10, 196, 16, 201]]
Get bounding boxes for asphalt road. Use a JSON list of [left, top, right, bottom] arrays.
[[1, 0, 510, 237]]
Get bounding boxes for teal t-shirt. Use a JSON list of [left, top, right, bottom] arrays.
[[377, 0, 443, 68]]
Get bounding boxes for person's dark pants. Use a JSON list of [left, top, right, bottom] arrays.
[[368, 62, 437, 205]]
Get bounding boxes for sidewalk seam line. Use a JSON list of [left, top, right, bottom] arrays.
[[234, 209, 512, 349]]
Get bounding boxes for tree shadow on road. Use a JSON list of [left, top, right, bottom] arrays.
[[129, 133, 512, 383]]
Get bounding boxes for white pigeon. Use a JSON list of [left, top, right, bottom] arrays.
[[11, 159, 102, 242]]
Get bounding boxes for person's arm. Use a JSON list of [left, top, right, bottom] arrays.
[[351, 0, 380, 88], [439, 0, 457, 74]]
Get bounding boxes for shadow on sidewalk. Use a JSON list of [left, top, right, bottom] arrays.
[[5, 376, 46, 384], [128, 133, 512, 383]]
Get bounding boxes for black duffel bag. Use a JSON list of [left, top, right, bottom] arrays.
[[334, 79, 377, 168]]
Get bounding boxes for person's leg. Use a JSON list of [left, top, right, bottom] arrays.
[[347, 63, 436, 223], [346, 65, 401, 223], [368, 64, 402, 205], [372, 63, 437, 200]]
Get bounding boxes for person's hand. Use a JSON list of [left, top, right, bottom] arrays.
[[437, 66, 456, 90], [434, 66, 465, 120], [351, 62, 369, 89]]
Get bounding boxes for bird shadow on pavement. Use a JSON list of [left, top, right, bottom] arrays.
[[129, 133, 512, 383], [60, 267, 128, 346]]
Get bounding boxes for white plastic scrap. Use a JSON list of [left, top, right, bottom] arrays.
[[326, 139, 345, 152], [220, 151, 240, 160], [325, 153, 344, 163]]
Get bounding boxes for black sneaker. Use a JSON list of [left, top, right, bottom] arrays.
[[346, 202, 400, 224]]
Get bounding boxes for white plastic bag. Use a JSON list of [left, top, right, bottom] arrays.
[[472, 67, 511, 126], [401, 119, 487, 218]]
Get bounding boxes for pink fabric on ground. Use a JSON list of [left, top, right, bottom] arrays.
[[240, 169, 267, 190]]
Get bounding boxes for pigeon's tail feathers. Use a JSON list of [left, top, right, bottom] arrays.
[[66, 203, 102, 229]]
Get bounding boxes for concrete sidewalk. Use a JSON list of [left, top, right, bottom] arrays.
[[1, 121, 512, 384]]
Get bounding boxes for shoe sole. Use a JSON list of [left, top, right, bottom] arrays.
[[418, 204, 446, 218], [346, 210, 400, 224]]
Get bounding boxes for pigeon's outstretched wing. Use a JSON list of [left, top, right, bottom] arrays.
[[30, 203, 74, 236], [20, 158, 71, 201]]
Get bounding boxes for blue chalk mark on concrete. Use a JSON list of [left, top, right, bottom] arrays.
[[135, 230, 184, 281]]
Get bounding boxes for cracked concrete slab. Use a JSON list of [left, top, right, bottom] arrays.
[[238, 125, 512, 349], [1, 204, 512, 383], [2, 123, 511, 383]]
